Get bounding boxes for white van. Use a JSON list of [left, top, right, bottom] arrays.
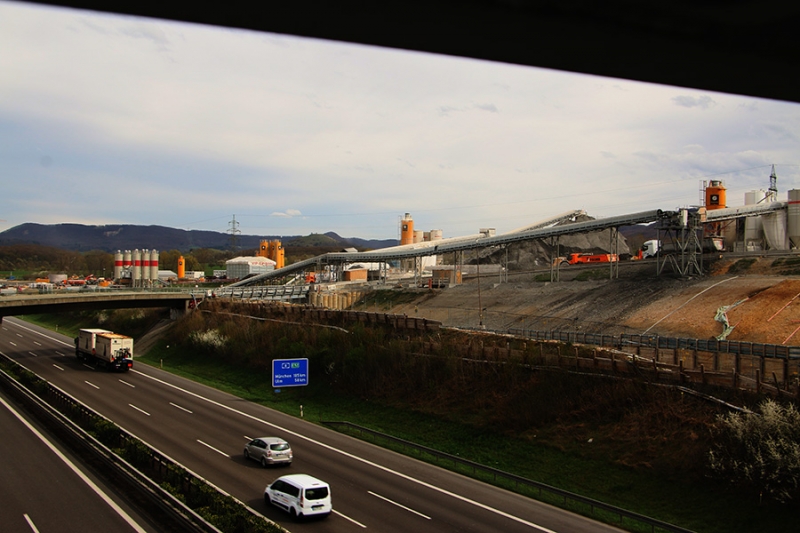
[[264, 473, 332, 519]]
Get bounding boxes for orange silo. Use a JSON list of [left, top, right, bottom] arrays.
[[705, 180, 726, 210], [400, 213, 414, 245], [273, 240, 284, 269], [258, 240, 269, 258], [177, 256, 186, 279]]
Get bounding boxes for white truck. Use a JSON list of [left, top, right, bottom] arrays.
[[75, 328, 133, 372]]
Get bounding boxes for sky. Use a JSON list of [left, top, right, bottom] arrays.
[[1, 1, 799, 242]]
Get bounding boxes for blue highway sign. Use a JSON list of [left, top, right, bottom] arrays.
[[272, 358, 309, 387]]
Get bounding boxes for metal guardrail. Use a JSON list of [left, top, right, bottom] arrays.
[[0, 363, 222, 533], [0, 355, 284, 533], [507, 329, 800, 359], [322, 421, 694, 533]]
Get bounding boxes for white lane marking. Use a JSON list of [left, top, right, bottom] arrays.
[[24, 513, 40, 533], [119, 380, 135, 388], [33, 341, 41, 346], [85, 381, 99, 390], [1, 397, 147, 533], [197, 439, 229, 457], [244, 435, 253, 441], [28, 351, 37, 357], [16, 333, 22, 337], [369, 491, 431, 519], [134, 368, 557, 532], [55, 351, 65, 356], [129, 404, 150, 417], [9, 341, 16, 346], [4, 319, 73, 347], [82, 364, 95, 370], [170, 402, 193, 414], [53, 364, 64, 371], [333, 509, 367, 528]]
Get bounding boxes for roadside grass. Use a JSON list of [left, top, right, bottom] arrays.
[[19, 310, 798, 533], [137, 340, 797, 533]]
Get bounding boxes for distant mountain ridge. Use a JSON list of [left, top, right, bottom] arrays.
[[0, 223, 397, 253]]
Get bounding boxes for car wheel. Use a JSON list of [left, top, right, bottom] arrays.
[[290, 508, 298, 520], [261, 457, 268, 468], [264, 494, 271, 505], [243, 450, 249, 460]]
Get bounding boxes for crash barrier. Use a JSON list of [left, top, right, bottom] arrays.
[[323, 421, 694, 533], [0, 355, 285, 533]]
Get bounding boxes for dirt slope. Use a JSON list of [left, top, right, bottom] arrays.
[[392, 257, 800, 345]]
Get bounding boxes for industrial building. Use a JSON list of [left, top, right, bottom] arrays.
[[225, 256, 277, 280]]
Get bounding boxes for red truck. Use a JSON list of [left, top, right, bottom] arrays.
[[554, 253, 619, 266]]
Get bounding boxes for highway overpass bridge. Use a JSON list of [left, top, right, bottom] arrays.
[[0, 291, 197, 320]]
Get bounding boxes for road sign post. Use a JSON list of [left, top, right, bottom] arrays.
[[272, 358, 309, 388]]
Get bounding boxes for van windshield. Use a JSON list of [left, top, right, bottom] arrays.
[[305, 487, 329, 500]]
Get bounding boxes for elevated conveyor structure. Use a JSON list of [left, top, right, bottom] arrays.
[[231, 209, 669, 287]]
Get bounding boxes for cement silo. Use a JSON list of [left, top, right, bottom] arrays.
[[744, 190, 765, 251], [149, 250, 159, 281], [400, 213, 414, 245], [132, 249, 142, 285], [705, 180, 726, 209], [789, 189, 800, 248], [114, 250, 123, 280], [142, 249, 150, 281], [123, 250, 132, 270]]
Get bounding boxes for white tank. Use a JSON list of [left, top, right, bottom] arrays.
[[132, 249, 141, 284], [744, 190, 765, 249], [789, 189, 800, 248], [430, 229, 443, 241], [114, 250, 123, 280], [150, 249, 159, 281], [413, 230, 424, 243]]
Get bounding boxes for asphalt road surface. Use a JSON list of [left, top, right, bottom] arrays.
[[0, 387, 156, 533], [0, 316, 625, 533]]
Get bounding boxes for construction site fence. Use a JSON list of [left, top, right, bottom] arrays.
[[507, 329, 800, 360], [473, 330, 800, 398], [322, 421, 694, 533]]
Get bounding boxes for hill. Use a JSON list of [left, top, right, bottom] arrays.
[[0, 223, 395, 253]]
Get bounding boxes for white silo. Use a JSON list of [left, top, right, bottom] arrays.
[[123, 250, 132, 270], [114, 250, 123, 280], [132, 249, 142, 285], [789, 189, 800, 249], [744, 190, 765, 251], [150, 250, 159, 281], [142, 249, 150, 281]]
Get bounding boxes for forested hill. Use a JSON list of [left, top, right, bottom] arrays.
[[0, 223, 395, 253]]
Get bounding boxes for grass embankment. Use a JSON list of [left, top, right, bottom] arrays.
[[22, 305, 798, 533]]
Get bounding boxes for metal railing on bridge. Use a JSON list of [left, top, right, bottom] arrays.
[[212, 284, 309, 301]]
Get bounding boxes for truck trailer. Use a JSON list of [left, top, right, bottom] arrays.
[[75, 328, 133, 371]]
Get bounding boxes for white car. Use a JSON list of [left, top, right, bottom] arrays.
[[244, 437, 292, 467], [264, 474, 332, 519]]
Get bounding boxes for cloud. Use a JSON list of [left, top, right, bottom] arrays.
[[270, 210, 302, 218], [672, 95, 715, 109]]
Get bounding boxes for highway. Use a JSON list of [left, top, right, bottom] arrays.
[[0, 316, 624, 533], [0, 388, 156, 533]]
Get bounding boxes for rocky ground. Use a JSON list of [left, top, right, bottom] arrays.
[[389, 255, 800, 345]]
